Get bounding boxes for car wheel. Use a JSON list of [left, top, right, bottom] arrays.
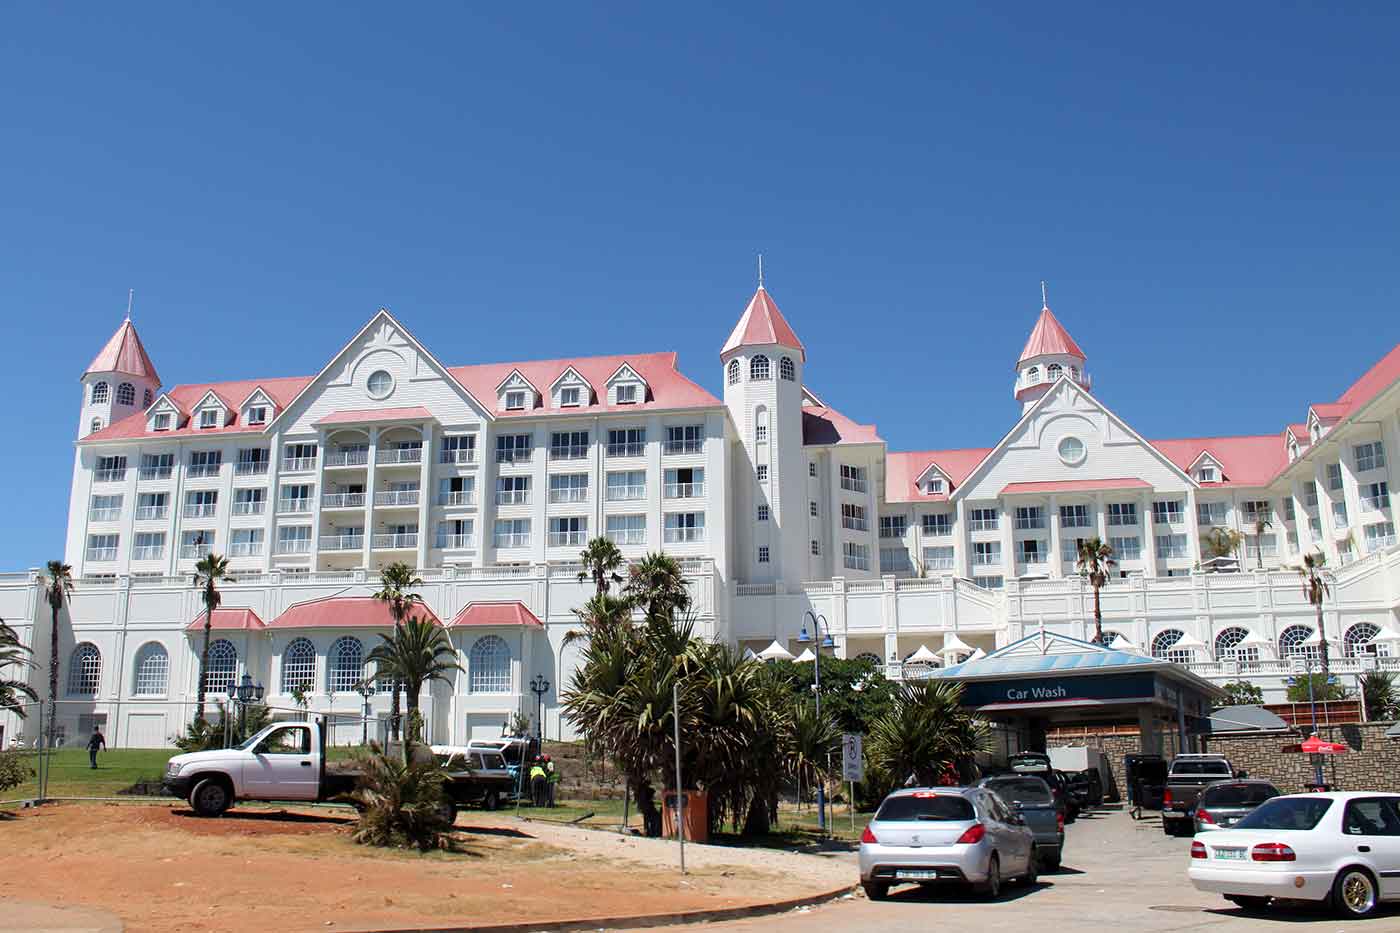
[[1224, 895, 1270, 912], [1162, 817, 1181, 836], [482, 789, 501, 811], [1022, 852, 1038, 887], [977, 855, 1002, 899], [189, 778, 231, 818], [1044, 848, 1061, 872], [862, 882, 889, 901], [1331, 867, 1380, 919], [435, 799, 457, 826]]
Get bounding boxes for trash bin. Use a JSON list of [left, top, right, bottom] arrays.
[[662, 789, 709, 843]]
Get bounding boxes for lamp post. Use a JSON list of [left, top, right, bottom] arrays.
[[797, 609, 835, 832], [529, 674, 551, 742], [355, 680, 376, 747], [233, 673, 265, 738], [1289, 656, 1328, 789]]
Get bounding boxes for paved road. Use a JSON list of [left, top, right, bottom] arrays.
[[642, 808, 1400, 932]]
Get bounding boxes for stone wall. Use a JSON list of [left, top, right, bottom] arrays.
[[1204, 722, 1400, 794]]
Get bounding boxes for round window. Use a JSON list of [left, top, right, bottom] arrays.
[[1058, 436, 1086, 465], [367, 370, 393, 399]]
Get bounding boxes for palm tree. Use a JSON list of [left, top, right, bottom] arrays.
[[624, 552, 691, 620], [367, 615, 461, 760], [1075, 537, 1116, 644], [41, 561, 72, 745], [373, 562, 424, 742], [193, 553, 234, 724], [577, 536, 625, 597], [1251, 517, 1273, 571], [1298, 551, 1331, 680], [787, 698, 839, 810], [1201, 526, 1245, 564], [0, 617, 38, 719], [867, 679, 988, 788]]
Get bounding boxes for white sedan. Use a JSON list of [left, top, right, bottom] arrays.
[[1188, 791, 1400, 919]]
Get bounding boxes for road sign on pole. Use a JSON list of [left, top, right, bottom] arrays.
[[841, 733, 864, 783]]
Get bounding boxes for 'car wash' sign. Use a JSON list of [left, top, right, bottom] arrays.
[[954, 672, 1158, 710]]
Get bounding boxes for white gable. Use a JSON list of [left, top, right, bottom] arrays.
[[605, 362, 648, 405], [146, 394, 184, 431], [914, 462, 949, 495], [192, 390, 229, 429], [497, 371, 539, 412], [549, 367, 593, 409], [240, 387, 276, 425]]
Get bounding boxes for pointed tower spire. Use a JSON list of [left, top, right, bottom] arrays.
[[1018, 303, 1086, 364], [125, 288, 134, 322], [86, 318, 161, 386], [721, 285, 806, 361]]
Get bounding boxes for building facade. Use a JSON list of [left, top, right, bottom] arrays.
[[2, 286, 1398, 748]]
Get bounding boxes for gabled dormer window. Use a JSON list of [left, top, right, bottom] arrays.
[[246, 406, 268, 425], [154, 413, 172, 432], [199, 409, 221, 429], [560, 387, 581, 407], [505, 390, 527, 411], [1198, 465, 1218, 483], [616, 384, 638, 405], [926, 477, 944, 494]]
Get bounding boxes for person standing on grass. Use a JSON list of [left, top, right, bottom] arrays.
[[545, 755, 560, 808], [529, 757, 548, 807], [86, 726, 106, 769]]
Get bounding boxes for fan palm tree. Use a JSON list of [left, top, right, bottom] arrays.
[[193, 553, 234, 724], [572, 592, 632, 639], [41, 560, 73, 744], [1075, 537, 1116, 644], [786, 698, 839, 809], [577, 536, 625, 597], [367, 615, 461, 760], [0, 617, 38, 719], [867, 679, 988, 788], [624, 552, 691, 620], [1251, 517, 1273, 571], [1201, 526, 1245, 563], [1298, 551, 1331, 679], [373, 562, 424, 742]]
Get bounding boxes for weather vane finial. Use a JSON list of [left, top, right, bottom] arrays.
[[125, 288, 134, 322], [757, 253, 764, 289], [1041, 280, 1049, 308]]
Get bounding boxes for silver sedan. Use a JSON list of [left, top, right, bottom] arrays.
[[858, 786, 1037, 900]]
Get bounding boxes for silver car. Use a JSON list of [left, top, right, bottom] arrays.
[[858, 786, 1037, 900]]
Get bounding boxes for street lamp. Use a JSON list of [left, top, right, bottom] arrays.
[[233, 673, 265, 738], [529, 674, 551, 742], [355, 680, 376, 747], [797, 609, 835, 832], [1288, 655, 1334, 789]]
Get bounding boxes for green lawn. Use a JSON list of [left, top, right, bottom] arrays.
[[522, 796, 865, 847], [3, 748, 175, 800]]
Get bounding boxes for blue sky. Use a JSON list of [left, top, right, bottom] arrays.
[[1, 4, 1397, 569]]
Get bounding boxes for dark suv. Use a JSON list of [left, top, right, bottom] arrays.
[[1007, 753, 1077, 823]]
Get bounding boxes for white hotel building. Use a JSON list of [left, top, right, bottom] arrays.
[[1, 286, 1398, 747]]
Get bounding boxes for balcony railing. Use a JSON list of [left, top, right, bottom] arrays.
[[496, 490, 530, 506], [549, 487, 588, 504], [375, 489, 420, 507], [373, 533, 418, 549], [322, 493, 366, 509], [229, 541, 263, 557], [548, 531, 587, 548], [664, 527, 705, 543], [440, 447, 476, 465], [606, 485, 646, 501], [664, 482, 704, 499], [493, 533, 530, 548], [550, 445, 589, 460], [134, 506, 169, 521], [138, 466, 172, 481], [179, 544, 213, 559], [840, 477, 868, 494], [663, 439, 704, 455], [94, 468, 126, 483], [278, 498, 313, 514], [324, 449, 369, 467], [276, 538, 312, 554], [436, 534, 475, 550], [184, 503, 217, 519], [231, 500, 266, 516], [439, 491, 475, 506], [377, 448, 422, 465], [495, 449, 531, 464], [606, 529, 646, 546], [187, 464, 221, 478], [131, 545, 164, 561], [606, 442, 645, 458], [841, 518, 869, 532], [85, 547, 117, 562], [281, 456, 317, 472], [319, 535, 364, 551], [968, 520, 998, 532], [235, 460, 270, 476], [88, 507, 121, 522]]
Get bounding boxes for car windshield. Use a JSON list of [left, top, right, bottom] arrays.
[[1202, 784, 1279, 807], [1171, 760, 1233, 776], [876, 794, 975, 822], [1234, 797, 1333, 831], [986, 779, 1052, 805]]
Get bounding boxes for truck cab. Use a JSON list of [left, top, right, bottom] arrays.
[[1162, 753, 1236, 836]]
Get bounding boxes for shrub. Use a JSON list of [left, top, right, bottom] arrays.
[[1361, 671, 1400, 721], [1285, 673, 1347, 703], [343, 745, 454, 851], [1221, 681, 1264, 706], [0, 750, 34, 794], [174, 702, 272, 751]]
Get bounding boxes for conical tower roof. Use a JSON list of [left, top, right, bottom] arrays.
[[721, 287, 806, 361], [1017, 304, 1085, 364], [85, 319, 160, 386]]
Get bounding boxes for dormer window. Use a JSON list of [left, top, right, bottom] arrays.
[[1198, 465, 1219, 483], [926, 477, 944, 494], [505, 390, 527, 411], [560, 387, 581, 407], [246, 406, 268, 425], [616, 384, 638, 405], [154, 413, 172, 432], [199, 410, 221, 429]]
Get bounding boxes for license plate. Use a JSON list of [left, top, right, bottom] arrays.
[[896, 870, 940, 880], [1214, 848, 1247, 861]]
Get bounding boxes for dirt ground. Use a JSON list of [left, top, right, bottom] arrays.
[[0, 803, 848, 933]]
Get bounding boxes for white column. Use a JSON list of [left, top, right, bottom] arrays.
[[999, 501, 1014, 581], [363, 427, 380, 568], [953, 499, 969, 578], [1292, 481, 1314, 556], [1141, 493, 1157, 577], [1048, 495, 1062, 578], [1184, 487, 1202, 569], [1095, 493, 1108, 543], [1338, 441, 1366, 557], [263, 430, 282, 569], [416, 423, 432, 569], [1313, 459, 1339, 565]]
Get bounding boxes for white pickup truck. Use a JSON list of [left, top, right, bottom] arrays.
[[163, 717, 513, 818]]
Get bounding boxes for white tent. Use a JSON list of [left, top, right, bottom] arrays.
[[1301, 627, 1339, 646], [1238, 629, 1273, 648], [1369, 625, 1400, 647], [758, 640, 796, 662], [1170, 633, 1208, 652], [967, 647, 988, 662], [741, 648, 758, 661], [793, 647, 817, 663], [906, 644, 940, 664], [941, 632, 975, 655], [1110, 637, 1146, 655]]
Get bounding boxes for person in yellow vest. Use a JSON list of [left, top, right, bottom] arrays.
[[529, 758, 548, 807]]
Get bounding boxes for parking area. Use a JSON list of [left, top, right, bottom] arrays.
[[651, 807, 1400, 932]]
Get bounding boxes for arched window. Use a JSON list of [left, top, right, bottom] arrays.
[[1278, 624, 1316, 660], [1344, 622, 1381, 658], [327, 636, 364, 693], [1070, 367, 1080, 381], [755, 406, 768, 443], [90, 418, 103, 435], [1025, 366, 1040, 385], [727, 359, 741, 386], [469, 635, 511, 694], [855, 652, 882, 668], [91, 382, 109, 404], [116, 382, 135, 406], [780, 357, 795, 382], [750, 355, 770, 381], [67, 643, 102, 696], [1151, 629, 1191, 663], [143, 388, 153, 408], [1100, 630, 1124, 648], [281, 637, 316, 693], [1047, 363, 1062, 381], [1214, 627, 1253, 662], [133, 642, 169, 696], [205, 639, 238, 695]]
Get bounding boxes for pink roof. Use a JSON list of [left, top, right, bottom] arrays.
[[1018, 305, 1086, 364], [186, 608, 266, 632], [315, 406, 434, 426], [802, 403, 882, 446], [1149, 435, 1287, 488], [449, 352, 721, 418], [86, 320, 161, 385], [85, 374, 313, 441], [273, 596, 442, 629], [450, 601, 543, 628], [885, 448, 994, 503], [1001, 478, 1151, 495], [721, 287, 806, 361], [1287, 423, 1309, 441], [1334, 342, 1400, 414]]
